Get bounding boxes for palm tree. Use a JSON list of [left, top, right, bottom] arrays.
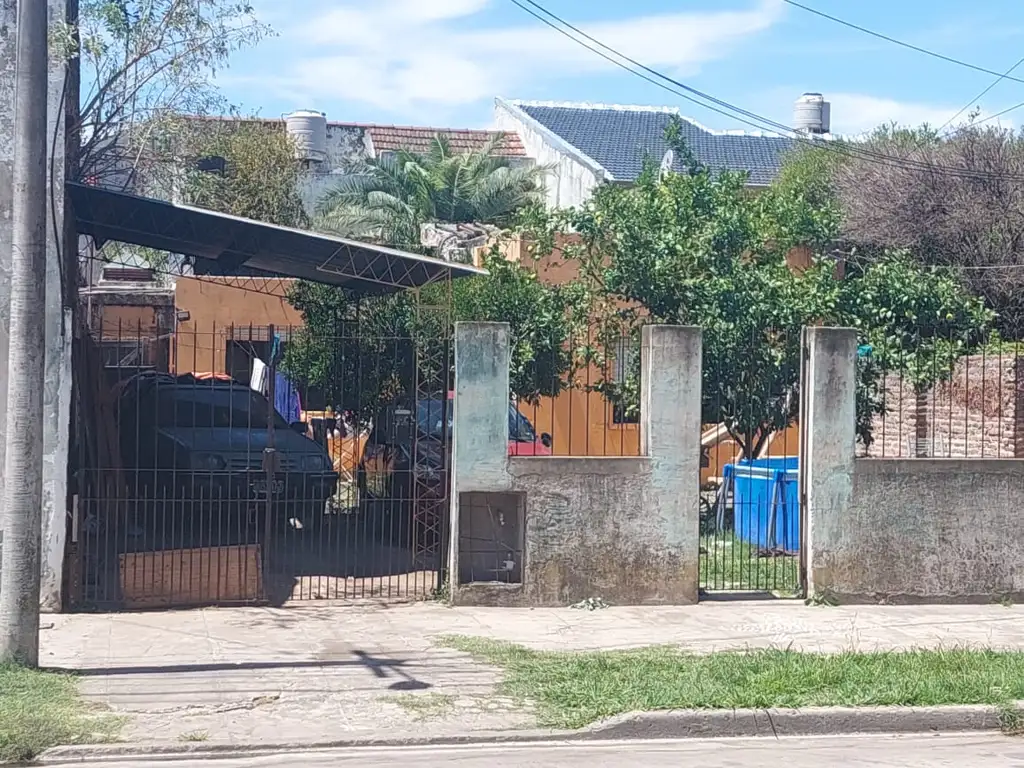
[[314, 134, 548, 247]]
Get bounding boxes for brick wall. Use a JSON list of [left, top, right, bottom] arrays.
[[861, 355, 1024, 458]]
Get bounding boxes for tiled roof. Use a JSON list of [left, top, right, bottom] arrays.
[[333, 123, 527, 157], [511, 102, 794, 185]]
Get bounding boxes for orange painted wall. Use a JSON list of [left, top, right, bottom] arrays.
[[511, 234, 643, 456], [172, 277, 302, 374]]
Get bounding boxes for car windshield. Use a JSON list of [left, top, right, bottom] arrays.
[[509, 406, 537, 443], [415, 399, 537, 443], [157, 386, 289, 429]]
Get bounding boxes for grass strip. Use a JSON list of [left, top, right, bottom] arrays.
[[439, 636, 1024, 729], [0, 664, 123, 763]]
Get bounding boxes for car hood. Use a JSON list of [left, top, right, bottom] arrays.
[[160, 427, 328, 457]]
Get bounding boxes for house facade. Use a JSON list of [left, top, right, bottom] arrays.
[[493, 98, 803, 209]]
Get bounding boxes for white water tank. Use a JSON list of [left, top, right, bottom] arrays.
[[284, 110, 328, 163], [793, 93, 830, 134]]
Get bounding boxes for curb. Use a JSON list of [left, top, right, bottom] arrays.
[[36, 703, 1021, 764]]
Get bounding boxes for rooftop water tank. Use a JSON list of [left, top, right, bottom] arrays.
[[793, 93, 831, 135], [284, 110, 328, 163]]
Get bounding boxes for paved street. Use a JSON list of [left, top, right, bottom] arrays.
[[39, 602, 1024, 746], [54, 735, 1024, 767]]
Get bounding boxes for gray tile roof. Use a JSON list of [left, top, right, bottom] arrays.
[[515, 102, 794, 186]]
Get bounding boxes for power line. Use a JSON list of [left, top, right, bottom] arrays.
[[513, 0, 1024, 181], [782, 0, 1024, 86], [508, 0, 941, 177], [974, 98, 1024, 126], [938, 54, 1024, 135], [509, 0, 1024, 182]]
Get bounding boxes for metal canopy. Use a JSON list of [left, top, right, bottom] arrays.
[[66, 181, 485, 294]]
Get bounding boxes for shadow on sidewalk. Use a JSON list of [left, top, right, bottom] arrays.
[[47, 650, 433, 691]]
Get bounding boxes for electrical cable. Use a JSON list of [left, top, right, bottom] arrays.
[[974, 98, 1024, 126], [781, 0, 1024, 86], [508, 0, 1024, 182], [937, 54, 1024, 135]]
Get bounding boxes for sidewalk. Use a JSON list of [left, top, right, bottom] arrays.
[[40, 602, 1024, 747]]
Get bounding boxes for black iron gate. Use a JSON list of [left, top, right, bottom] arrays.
[[697, 326, 806, 598], [69, 308, 453, 609]]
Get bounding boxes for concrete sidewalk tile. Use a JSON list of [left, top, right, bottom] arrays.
[[38, 602, 1024, 748]]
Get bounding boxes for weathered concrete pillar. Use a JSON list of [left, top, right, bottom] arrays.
[[640, 325, 703, 601], [448, 322, 513, 582], [803, 327, 858, 597], [449, 323, 702, 606]]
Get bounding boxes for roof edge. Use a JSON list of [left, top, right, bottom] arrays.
[[495, 97, 614, 181], [505, 99, 787, 139]]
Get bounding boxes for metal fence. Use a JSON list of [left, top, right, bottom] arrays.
[[855, 336, 1024, 459], [514, 327, 644, 458], [69, 320, 452, 609], [698, 326, 804, 597]]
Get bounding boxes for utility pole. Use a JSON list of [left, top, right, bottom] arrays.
[[0, 0, 51, 666]]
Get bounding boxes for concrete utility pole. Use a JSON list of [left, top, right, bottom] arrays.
[[0, 0, 51, 666]]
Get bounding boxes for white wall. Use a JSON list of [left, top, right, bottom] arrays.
[[493, 101, 604, 210]]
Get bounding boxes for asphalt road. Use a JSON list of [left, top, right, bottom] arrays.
[[66, 734, 1024, 767]]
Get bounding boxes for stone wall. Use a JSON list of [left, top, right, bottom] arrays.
[[449, 322, 701, 607], [862, 355, 1023, 458]]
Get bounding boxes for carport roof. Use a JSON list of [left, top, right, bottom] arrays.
[[67, 181, 485, 294]]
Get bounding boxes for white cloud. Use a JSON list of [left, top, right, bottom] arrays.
[[830, 93, 1015, 136], [260, 0, 784, 116]]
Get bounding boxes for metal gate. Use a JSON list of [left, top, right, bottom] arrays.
[[698, 326, 806, 598], [68, 312, 453, 610]]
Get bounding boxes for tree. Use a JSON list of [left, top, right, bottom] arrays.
[[178, 118, 309, 227], [315, 135, 548, 247], [282, 137, 581, 414], [282, 250, 589, 417], [56, 0, 271, 191], [99, 116, 308, 275], [536, 155, 991, 458], [778, 124, 1024, 337]]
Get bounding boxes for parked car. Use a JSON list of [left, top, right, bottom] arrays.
[[115, 373, 338, 527], [356, 393, 550, 540]]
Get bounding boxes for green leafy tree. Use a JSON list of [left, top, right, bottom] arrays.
[[283, 251, 589, 417], [59, 0, 271, 191], [179, 118, 309, 227], [315, 135, 548, 246], [536, 153, 990, 457], [283, 138, 581, 414]]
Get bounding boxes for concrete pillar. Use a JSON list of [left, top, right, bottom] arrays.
[[640, 325, 703, 601], [448, 322, 513, 580], [803, 327, 858, 597], [0, 0, 71, 611]]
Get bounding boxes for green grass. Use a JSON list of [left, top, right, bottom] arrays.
[[700, 534, 800, 594], [438, 636, 1024, 730], [0, 664, 123, 763]]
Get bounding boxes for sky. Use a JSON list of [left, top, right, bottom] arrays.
[[218, 0, 1024, 136]]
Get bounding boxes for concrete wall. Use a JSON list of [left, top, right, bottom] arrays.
[[0, 0, 72, 611], [493, 100, 605, 210], [449, 322, 701, 606], [805, 328, 1024, 603]]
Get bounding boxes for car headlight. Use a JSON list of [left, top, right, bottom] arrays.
[[191, 453, 226, 471], [301, 454, 331, 471]]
